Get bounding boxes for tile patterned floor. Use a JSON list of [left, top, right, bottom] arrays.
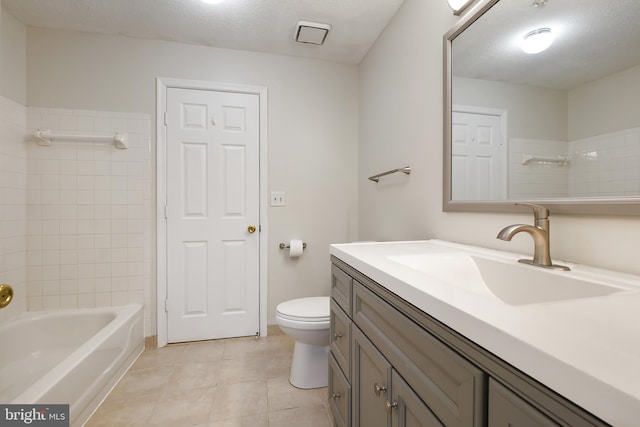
[[87, 329, 333, 427]]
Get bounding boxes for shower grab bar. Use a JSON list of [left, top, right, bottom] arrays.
[[35, 129, 128, 149], [368, 166, 411, 182]]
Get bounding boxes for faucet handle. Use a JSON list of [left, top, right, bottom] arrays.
[[515, 203, 549, 220]]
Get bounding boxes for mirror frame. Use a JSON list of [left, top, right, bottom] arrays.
[[443, 0, 640, 215]]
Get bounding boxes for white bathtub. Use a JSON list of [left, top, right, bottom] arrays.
[[0, 304, 144, 426]]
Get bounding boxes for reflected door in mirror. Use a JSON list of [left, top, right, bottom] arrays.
[[451, 109, 506, 200]]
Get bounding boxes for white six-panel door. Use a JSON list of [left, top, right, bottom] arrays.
[[451, 110, 507, 200], [165, 87, 260, 343]]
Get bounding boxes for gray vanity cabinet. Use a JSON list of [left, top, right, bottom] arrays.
[[352, 278, 484, 427], [331, 264, 352, 315], [330, 265, 353, 427], [330, 263, 483, 427], [488, 380, 559, 427], [353, 325, 442, 427], [330, 298, 351, 376], [329, 256, 611, 427], [329, 353, 351, 427], [352, 326, 391, 427], [391, 370, 445, 427]]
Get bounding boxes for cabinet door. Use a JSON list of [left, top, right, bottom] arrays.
[[353, 281, 485, 427], [329, 353, 351, 427], [391, 369, 444, 427], [489, 379, 559, 427], [352, 326, 390, 427]]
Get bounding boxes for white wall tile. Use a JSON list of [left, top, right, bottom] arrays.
[[21, 107, 153, 335], [0, 97, 28, 324], [77, 293, 95, 308], [569, 127, 640, 197]]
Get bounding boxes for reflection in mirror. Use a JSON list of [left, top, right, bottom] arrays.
[[444, 0, 640, 214]]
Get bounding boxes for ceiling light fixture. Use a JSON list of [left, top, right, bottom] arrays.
[[447, 0, 474, 15], [521, 28, 554, 54], [201, 0, 223, 4]]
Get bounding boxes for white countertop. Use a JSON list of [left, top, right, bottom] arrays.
[[330, 240, 640, 427]]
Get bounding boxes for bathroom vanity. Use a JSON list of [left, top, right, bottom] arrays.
[[328, 240, 640, 427]]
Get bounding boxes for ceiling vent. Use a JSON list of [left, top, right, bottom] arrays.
[[295, 20, 331, 45]]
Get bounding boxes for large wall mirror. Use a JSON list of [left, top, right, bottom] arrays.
[[443, 0, 640, 215]]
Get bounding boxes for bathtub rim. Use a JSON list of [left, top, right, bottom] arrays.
[[6, 304, 144, 404]]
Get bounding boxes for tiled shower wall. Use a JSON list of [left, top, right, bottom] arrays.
[[508, 138, 569, 199], [25, 107, 153, 335], [508, 128, 640, 199], [569, 127, 640, 197], [0, 96, 27, 323]]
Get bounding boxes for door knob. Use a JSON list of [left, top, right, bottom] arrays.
[[0, 284, 13, 309], [373, 383, 387, 397], [385, 400, 398, 413], [247, 225, 257, 233]]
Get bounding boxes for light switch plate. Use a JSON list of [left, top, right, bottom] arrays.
[[270, 191, 286, 207]]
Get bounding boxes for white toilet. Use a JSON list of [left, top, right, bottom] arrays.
[[275, 296, 330, 389]]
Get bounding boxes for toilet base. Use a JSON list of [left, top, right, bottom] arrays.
[[289, 341, 329, 389]]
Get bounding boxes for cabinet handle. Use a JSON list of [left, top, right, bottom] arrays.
[[331, 392, 341, 399], [373, 383, 387, 397], [385, 400, 398, 413], [333, 332, 343, 339]]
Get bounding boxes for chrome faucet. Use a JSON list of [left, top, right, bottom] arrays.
[[497, 203, 570, 271]]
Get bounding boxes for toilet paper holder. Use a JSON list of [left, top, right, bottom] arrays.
[[279, 242, 307, 250]]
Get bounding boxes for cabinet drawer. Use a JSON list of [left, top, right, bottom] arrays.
[[330, 298, 351, 378], [329, 353, 352, 427], [332, 265, 353, 315], [489, 379, 559, 426], [353, 281, 485, 427]]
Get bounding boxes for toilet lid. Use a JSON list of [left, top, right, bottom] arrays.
[[276, 297, 329, 322]]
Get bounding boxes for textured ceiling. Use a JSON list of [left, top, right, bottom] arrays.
[[453, 0, 640, 90], [2, 0, 406, 64]]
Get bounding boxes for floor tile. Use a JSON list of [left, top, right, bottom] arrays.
[[217, 355, 268, 383], [268, 404, 332, 427], [165, 362, 220, 395], [87, 333, 332, 427], [175, 340, 225, 364], [128, 344, 184, 371], [208, 380, 269, 422], [267, 376, 325, 412], [109, 365, 173, 400], [222, 336, 267, 359], [147, 386, 215, 427], [196, 414, 269, 427], [86, 394, 157, 427]]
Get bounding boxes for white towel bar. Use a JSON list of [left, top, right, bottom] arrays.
[[521, 154, 568, 166], [35, 129, 128, 149]]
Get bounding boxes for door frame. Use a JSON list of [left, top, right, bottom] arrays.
[[156, 77, 268, 347]]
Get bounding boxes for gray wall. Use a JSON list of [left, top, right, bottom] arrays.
[[18, 22, 360, 330], [453, 76, 568, 141], [358, 0, 640, 275]]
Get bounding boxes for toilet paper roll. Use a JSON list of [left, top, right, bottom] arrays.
[[288, 239, 304, 258]]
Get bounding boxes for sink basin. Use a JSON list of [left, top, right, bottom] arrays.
[[387, 252, 628, 305]]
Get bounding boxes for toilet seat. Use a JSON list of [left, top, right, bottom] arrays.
[[276, 297, 329, 323]]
